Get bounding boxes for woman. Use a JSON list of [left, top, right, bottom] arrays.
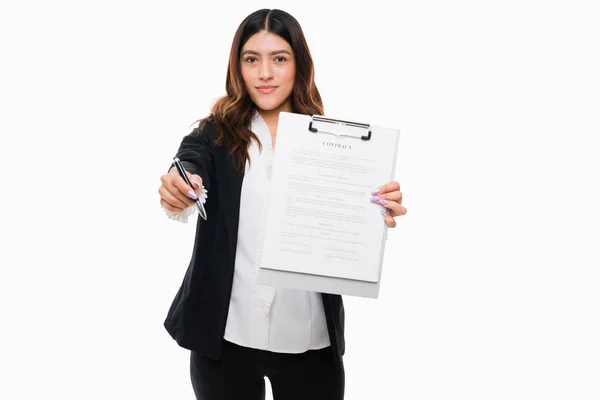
[[158, 8, 406, 400]]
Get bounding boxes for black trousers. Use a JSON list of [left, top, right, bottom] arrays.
[[190, 340, 345, 400]]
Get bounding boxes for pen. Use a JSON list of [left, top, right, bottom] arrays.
[[172, 157, 207, 220]]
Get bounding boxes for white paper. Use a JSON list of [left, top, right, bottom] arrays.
[[259, 112, 400, 284]]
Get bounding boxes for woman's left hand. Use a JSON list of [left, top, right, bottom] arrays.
[[370, 181, 407, 228]]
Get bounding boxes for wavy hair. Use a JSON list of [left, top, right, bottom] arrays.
[[200, 9, 324, 173]]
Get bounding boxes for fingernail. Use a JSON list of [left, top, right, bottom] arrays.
[[370, 196, 380, 203], [187, 190, 198, 200], [381, 210, 389, 217], [372, 189, 381, 195], [379, 199, 389, 205], [192, 181, 200, 189]]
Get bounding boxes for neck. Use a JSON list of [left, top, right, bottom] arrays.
[[258, 108, 282, 129], [258, 98, 292, 138]]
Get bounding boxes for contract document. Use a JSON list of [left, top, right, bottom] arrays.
[[256, 112, 401, 298]]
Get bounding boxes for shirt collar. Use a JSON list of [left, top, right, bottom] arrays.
[[250, 111, 271, 143]]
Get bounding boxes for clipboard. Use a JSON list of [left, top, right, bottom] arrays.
[[256, 112, 400, 299]]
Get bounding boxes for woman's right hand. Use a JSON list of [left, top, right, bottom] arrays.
[[159, 167, 203, 212]]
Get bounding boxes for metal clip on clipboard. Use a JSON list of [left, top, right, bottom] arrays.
[[308, 115, 372, 141]]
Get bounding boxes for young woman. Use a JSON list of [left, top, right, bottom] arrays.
[[158, 8, 407, 400]]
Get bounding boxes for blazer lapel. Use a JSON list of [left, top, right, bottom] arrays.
[[214, 143, 244, 257]]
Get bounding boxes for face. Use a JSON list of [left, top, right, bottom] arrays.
[[240, 31, 295, 114]]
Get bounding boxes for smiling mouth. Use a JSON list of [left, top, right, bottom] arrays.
[[256, 86, 278, 94]]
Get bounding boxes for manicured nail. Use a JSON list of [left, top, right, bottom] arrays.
[[192, 181, 200, 189], [381, 210, 389, 217], [187, 190, 198, 200], [379, 199, 389, 205], [372, 189, 381, 195], [370, 196, 380, 203]]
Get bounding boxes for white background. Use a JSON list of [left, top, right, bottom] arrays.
[[1, 0, 599, 399]]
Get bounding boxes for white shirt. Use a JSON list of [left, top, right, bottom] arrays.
[[165, 112, 330, 353]]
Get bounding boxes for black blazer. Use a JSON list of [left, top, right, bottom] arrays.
[[163, 119, 345, 366]]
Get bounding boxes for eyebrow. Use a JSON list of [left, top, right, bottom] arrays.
[[241, 49, 292, 56]]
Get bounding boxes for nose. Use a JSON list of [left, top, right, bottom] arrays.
[[258, 61, 274, 81]]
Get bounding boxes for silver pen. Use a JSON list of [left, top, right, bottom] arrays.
[[172, 157, 207, 220]]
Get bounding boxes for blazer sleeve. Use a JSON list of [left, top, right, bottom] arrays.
[[169, 120, 216, 192]]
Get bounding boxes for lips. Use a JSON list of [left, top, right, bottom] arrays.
[[256, 85, 278, 94]]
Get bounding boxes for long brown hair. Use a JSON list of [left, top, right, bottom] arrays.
[[201, 9, 324, 174]]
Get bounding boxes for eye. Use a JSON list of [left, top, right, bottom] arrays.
[[244, 57, 257, 63], [275, 56, 287, 62]]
